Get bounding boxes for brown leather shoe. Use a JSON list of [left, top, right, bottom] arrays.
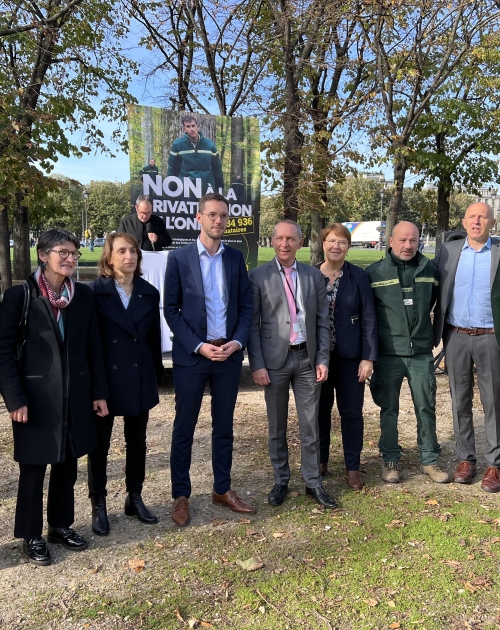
[[212, 489, 256, 514], [347, 470, 364, 490], [453, 460, 477, 484], [319, 463, 329, 476], [171, 496, 190, 526], [481, 466, 500, 493]]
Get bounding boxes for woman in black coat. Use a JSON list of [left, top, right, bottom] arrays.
[[316, 223, 378, 490], [0, 229, 108, 566], [87, 233, 163, 535]]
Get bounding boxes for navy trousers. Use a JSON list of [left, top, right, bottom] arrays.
[[317, 351, 365, 470], [170, 356, 242, 498]]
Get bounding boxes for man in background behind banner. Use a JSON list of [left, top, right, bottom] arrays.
[[167, 116, 224, 195], [139, 158, 159, 181], [118, 195, 172, 251]]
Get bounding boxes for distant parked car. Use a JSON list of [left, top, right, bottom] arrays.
[[94, 238, 106, 247]]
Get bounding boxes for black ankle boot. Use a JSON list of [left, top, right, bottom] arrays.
[[124, 492, 158, 524], [91, 495, 110, 536]]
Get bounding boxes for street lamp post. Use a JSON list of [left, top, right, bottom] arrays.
[[379, 187, 385, 250], [83, 188, 89, 245]]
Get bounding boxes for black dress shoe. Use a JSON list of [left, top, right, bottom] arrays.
[[268, 484, 289, 506], [306, 485, 338, 509], [47, 527, 89, 551], [124, 492, 158, 524], [91, 495, 110, 536], [23, 538, 51, 566]]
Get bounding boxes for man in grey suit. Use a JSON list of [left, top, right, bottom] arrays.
[[247, 220, 337, 508], [434, 202, 500, 492]]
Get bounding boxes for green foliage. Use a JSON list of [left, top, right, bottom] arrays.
[[43, 177, 131, 237], [0, 0, 137, 199], [409, 32, 500, 195]]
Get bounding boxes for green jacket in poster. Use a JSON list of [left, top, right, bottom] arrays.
[[167, 132, 224, 194], [365, 250, 439, 356]]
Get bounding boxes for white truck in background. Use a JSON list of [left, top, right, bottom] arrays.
[[342, 221, 386, 248]]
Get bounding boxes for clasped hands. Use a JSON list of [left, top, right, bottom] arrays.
[[199, 341, 240, 362]]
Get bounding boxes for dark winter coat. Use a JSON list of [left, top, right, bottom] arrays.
[[89, 276, 163, 416], [0, 276, 108, 465], [117, 213, 172, 251]]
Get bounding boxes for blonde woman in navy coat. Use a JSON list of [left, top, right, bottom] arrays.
[[88, 233, 163, 535]]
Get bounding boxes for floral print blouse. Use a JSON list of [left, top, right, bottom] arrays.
[[315, 263, 343, 350]]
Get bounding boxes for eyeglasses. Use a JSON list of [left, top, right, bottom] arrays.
[[50, 249, 82, 260], [324, 239, 349, 247], [202, 212, 230, 221]]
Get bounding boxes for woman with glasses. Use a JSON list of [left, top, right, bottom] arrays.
[[0, 229, 108, 566], [87, 233, 163, 536], [316, 223, 378, 490]]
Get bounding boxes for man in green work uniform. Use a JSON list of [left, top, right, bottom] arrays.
[[167, 116, 224, 195], [366, 222, 449, 484]]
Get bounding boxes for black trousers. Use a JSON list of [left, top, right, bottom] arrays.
[[15, 452, 78, 539], [87, 411, 149, 497], [317, 351, 365, 470]]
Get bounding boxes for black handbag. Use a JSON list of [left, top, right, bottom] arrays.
[[14, 281, 30, 362]]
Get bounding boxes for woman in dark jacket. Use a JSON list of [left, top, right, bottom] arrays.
[[0, 229, 108, 566], [88, 233, 163, 535], [316, 223, 378, 490]]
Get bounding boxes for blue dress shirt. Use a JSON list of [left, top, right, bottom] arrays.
[[197, 237, 228, 340], [447, 237, 494, 328]]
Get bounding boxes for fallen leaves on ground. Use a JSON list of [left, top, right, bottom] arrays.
[[273, 531, 290, 539], [464, 577, 492, 592], [236, 556, 264, 571], [364, 598, 378, 607], [126, 558, 145, 573], [425, 499, 439, 506], [385, 519, 405, 528]]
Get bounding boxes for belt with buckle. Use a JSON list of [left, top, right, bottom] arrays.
[[289, 341, 307, 351], [446, 324, 494, 336], [207, 338, 227, 347]]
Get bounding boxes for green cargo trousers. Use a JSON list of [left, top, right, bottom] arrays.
[[369, 353, 442, 465]]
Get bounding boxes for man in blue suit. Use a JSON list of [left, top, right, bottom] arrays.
[[164, 192, 255, 526]]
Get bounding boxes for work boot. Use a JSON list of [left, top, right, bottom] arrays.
[[420, 464, 449, 484], [381, 462, 400, 483]]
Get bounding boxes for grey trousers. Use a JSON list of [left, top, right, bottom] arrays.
[[264, 348, 322, 488], [444, 328, 500, 467]]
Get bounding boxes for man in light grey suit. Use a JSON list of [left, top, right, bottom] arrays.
[[248, 220, 337, 509], [434, 202, 500, 492]]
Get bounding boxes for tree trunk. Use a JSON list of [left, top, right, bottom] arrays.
[[436, 176, 452, 233], [309, 111, 329, 266], [0, 198, 12, 291], [385, 154, 407, 253], [310, 208, 324, 266], [13, 194, 31, 280]]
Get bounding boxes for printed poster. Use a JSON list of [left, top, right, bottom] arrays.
[[128, 106, 261, 269]]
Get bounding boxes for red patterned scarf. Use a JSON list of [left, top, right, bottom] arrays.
[[35, 268, 75, 338]]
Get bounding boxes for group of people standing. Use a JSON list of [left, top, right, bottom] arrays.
[[0, 193, 499, 568]]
